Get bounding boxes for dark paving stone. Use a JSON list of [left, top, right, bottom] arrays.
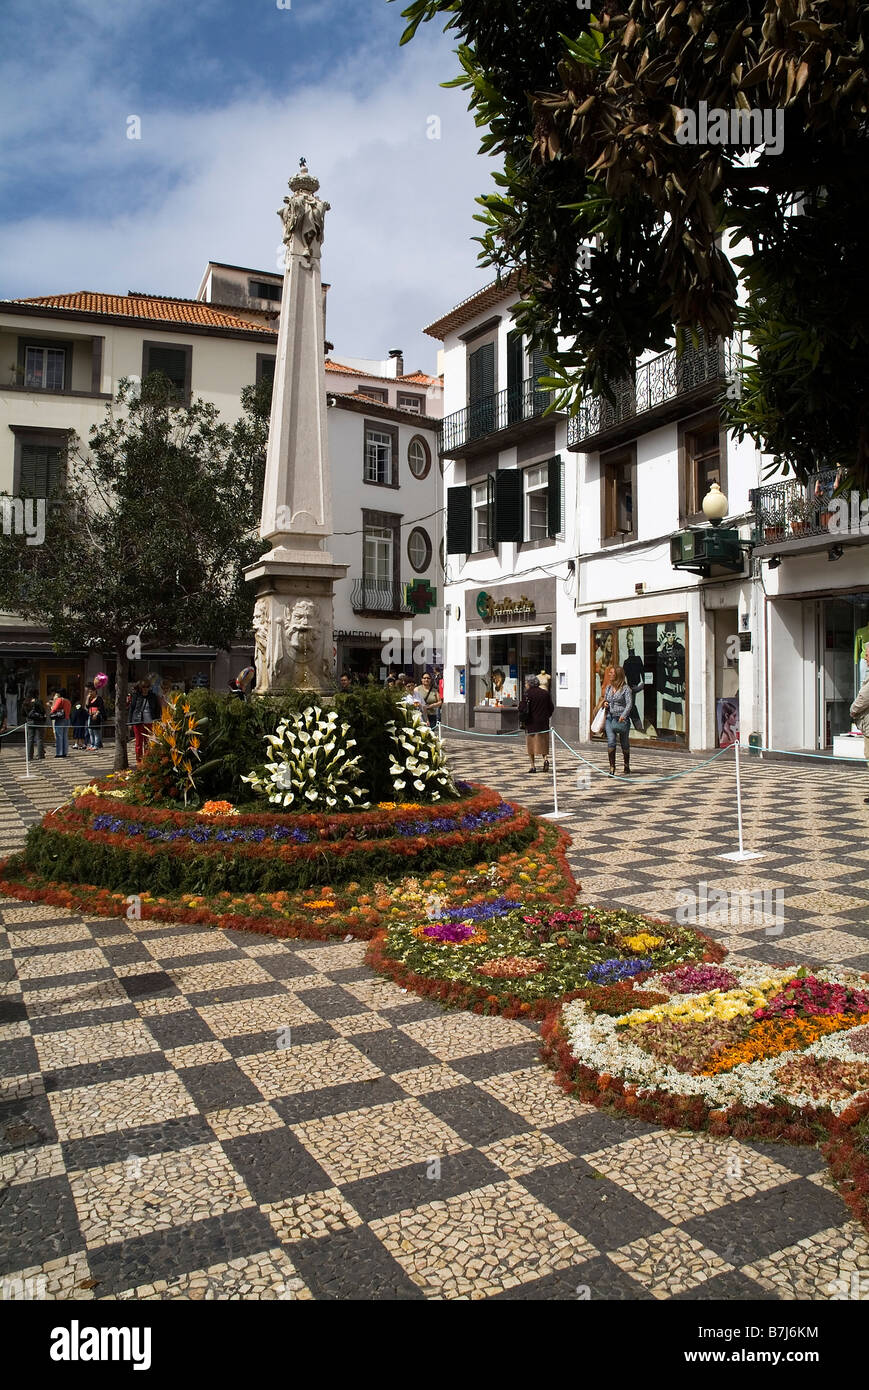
[[152, 949, 238, 969], [175, 1060, 264, 1111], [380, 999, 444, 1025], [0, 1175, 82, 1275], [0, 1093, 57, 1152], [43, 1052, 170, 1094], [15, 936, 95, 958], [221, 1022, 336, 1057], [222, 1128, 332, 1204], [1, 915, 87, 932], [295, 986, 369, 1021], [348, 1029, 439, 1076], [184, 981, 285, 1007], [491, 1253, 653, 1301], [520, 1157, 665, 1251], [341, 1148, 503, 1223], [422, 1084, 530, 1147], [544, 1111, 661, 1156], [288, 1225, 424, 1301], [85, 1207, 279, 1297], [20, 968, 116, 993], [322, 965, 374, 984], [143, 1010, 217, 1051], [452, 1041, 542, 1081], [0, 1035, 39, 1076], [680, 1179, 852, 1268], [62, 1114, 215, 1172], [29, 1004, 141, 1035], [219, 929, 266, 949], [101, 943, 154, 966], [743, 1140, 828, 1177], [119, 971, 178, 1000], [257, 953, 323, 982], [87, 918, 132, 938], [0, 997, 26, 1026], [672, 1269, 780, 1301], [272, 1077, 406, 1125]]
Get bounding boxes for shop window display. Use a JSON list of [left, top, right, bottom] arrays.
[[592, 616, 688, 746]]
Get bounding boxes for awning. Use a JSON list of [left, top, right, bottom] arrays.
[[466, 624, 550, 637]]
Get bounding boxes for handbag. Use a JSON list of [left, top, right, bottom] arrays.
[[590, 705, 606, 735]]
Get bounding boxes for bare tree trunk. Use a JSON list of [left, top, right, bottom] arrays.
[[114, 645, 129, 772]]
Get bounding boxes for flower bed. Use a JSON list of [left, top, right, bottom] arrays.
[[0, 822, 572, 944], [12, 782, 536, 895], [367, 896, 724, 1019], [541, 961, 869, 1142]]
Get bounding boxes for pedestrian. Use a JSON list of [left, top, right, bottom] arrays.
[[850, 669, 869, 805], [517, 673, 554, 774], [84, 682, 106, 750], [129, 676, 162, 764], [414, 671, 442, 729], [339, 673, 353, 692], [49, 686, 71, 758], [592, 664, 634, 777], [24, 691, 46, 762], [71, 700, 88, 750]]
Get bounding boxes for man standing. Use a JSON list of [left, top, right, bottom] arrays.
[[623, 628, 648, 736], [850, 670, 869, 805]]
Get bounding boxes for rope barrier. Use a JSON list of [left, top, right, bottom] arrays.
[[746, 741, 868, 765], [551, 730, 735, 785], [440, 721, 522, 738]]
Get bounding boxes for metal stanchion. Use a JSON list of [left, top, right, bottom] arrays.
[[718, 738, 764, 862], [541, 728, 570, 821]]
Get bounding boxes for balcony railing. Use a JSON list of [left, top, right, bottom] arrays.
[[750, 468, 842, 544], [568, 336, 737, 449], [350, 578, 413, 616], [440, 376, 553, 456]]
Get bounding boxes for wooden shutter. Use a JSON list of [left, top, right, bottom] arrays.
[[446, 485, 472, 554], [493, 469, 523, 543], [468, 343, 495, 402], [528, 347, 546, 388], [145, 345, 187, 395], [20, 445, 63, 498], [547, 455, 563, 538]]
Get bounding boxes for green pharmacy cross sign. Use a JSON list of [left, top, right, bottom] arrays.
[[405, 578, 436, 615]]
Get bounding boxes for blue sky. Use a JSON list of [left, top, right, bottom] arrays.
[[0, 0, 498, 370]]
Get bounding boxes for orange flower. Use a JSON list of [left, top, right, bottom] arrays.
[[702, 1013, 858, 1075]]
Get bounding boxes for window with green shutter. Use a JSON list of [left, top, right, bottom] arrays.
[[446, 485, 472, 554], [493, 468, 523, 543], [142, 342, 191, 402], [547, 455, 564, 538], [20, 444, 65, 498]]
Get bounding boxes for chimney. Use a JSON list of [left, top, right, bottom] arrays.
[[388, 347, 404, 377]]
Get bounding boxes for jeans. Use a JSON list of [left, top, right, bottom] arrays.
[[88, 723, 103, 749], [53, 719, 69, 756], [26, 725, 44, 761], [605, 715, 630, 754]]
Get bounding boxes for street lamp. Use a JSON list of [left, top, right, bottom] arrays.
[[702, 482, 729, 527]]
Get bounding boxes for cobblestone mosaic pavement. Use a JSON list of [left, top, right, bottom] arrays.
[[0, 742, 868, 1301]]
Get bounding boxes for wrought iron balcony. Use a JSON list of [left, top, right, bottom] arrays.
[[568, 337, 738, 451], [750, 468, 854, 552], [439, 376, 554, 458], [350, 578, 413, 616]]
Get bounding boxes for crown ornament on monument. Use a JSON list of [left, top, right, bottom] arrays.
[[289, 157, 320, 194]]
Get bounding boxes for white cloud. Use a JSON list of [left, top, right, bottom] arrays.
[[0, 4, 497, 368]]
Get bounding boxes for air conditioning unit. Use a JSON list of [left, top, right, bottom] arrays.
[[670, 528, 744, 576]]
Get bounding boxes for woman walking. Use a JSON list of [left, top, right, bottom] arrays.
[[414, 671, 442, 730], [518, 673, 554, 774], [592, 665, 633, 776], [851, 669, 869, 805], [49, 687, 71, 758], [129, 676, 162, 764], [84, 683, 106, 751]]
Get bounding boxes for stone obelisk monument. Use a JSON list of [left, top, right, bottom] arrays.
[[245, 160, 347, 692]]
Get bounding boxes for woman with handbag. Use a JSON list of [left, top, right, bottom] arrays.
[[592, 665, 633, 776]]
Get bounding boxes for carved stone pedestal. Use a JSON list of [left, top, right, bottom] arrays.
[[247, 558, 347, 695]]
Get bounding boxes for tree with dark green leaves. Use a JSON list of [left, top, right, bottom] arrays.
[[0, 374, 271, 769], [398, 0, 869, 489]]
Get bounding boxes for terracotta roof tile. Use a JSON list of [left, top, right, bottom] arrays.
[[8, 291, 276, 335], [423, 272, 521, 340]]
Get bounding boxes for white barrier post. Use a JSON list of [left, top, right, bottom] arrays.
[[21, 723, 33, 780], [542, 728, 570, 821], [718, 737, 764, 862]]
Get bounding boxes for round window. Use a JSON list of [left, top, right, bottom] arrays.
[[407, 527, 432, 573], [407, 435, 431, 479]]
